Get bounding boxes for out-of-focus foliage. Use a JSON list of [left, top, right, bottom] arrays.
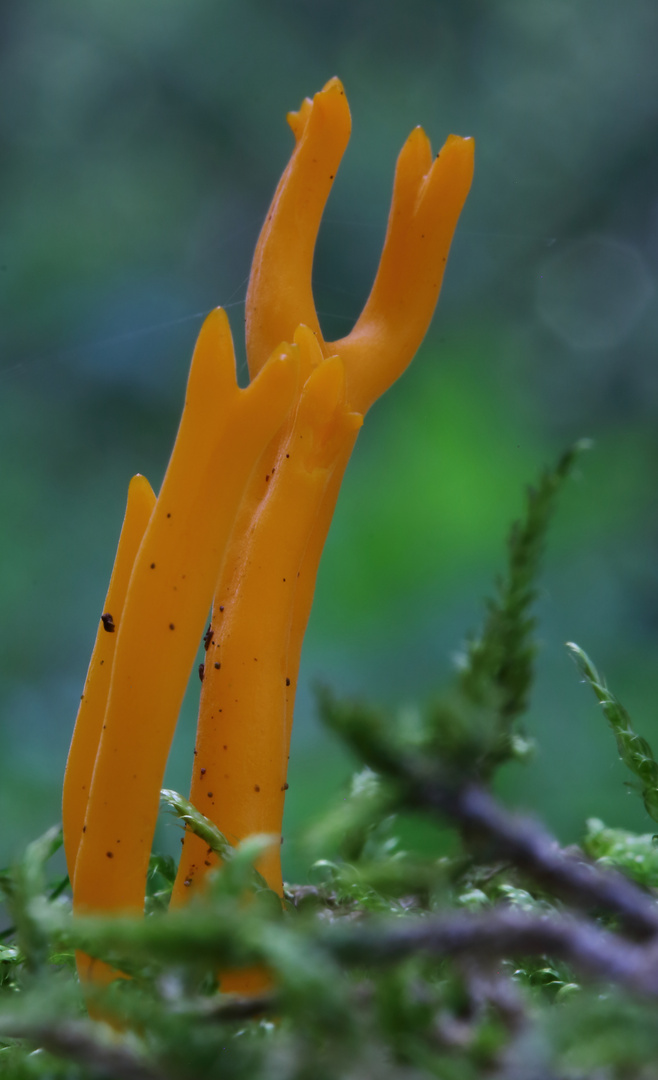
[[1, 0, 658, 876]]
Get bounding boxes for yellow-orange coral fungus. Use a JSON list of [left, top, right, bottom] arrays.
[[72, 310, 298, 940], [166, 80, 472, 919], [246, 78, 474, 415], [65, 79, 473, 1006], [183, 82, 472, 906], [63, 474, 155, 882], [172, 339, 362, 907]]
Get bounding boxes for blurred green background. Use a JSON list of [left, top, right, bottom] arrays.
[[2, 0, 658, 879]]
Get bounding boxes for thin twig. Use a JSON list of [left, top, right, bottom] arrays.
[[425, 779, 658, 940], [43, 894, 658, 1002], [321, 906, 658, 997], [175, 991, 277, 1022], [0, 1017, 168, 1080], [338, 719, 658, 940]]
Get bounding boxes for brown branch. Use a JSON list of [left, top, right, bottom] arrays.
[[0, 1017, 168, 1080], [421, 778, 658, 940], [176, 991, 277, 1022], [321, 906, 658, 997], [342, 720, 658, 939]]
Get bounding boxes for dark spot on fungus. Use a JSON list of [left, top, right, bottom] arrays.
[[204, 860, 211, 867], [150, 562, 156, 569], [219, 605, 224, 612], [82, 825, 86, 833], [282, 782, 289, 791], [184, 879, 191, 887], [167, 512, 171, 518], [286, 453, 289, 458], [286, 678, 291, 687], [200, 767, 206, 776], [198, 663, 205, 682], [207, 792, 213, 798], [265, 474, 270, 482], [169, 623, 175, 630], [203, 625, 213, 650], [254, 785, 260, 792], [100, 660, 104, 666], [101, 613, 115, 632], [214, 662, 221, 670], [223, 745, 227, 750], [106, 851, 113, 859]]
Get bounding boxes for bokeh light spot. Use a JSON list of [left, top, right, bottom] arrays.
[[536, 236, 653, 350]]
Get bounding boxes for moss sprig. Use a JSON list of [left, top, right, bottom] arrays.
[[567, 641, 658, 823]]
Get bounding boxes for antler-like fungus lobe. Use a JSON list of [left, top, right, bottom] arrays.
[[246, 77, 474, 414], [71, 311, 298, 962]]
